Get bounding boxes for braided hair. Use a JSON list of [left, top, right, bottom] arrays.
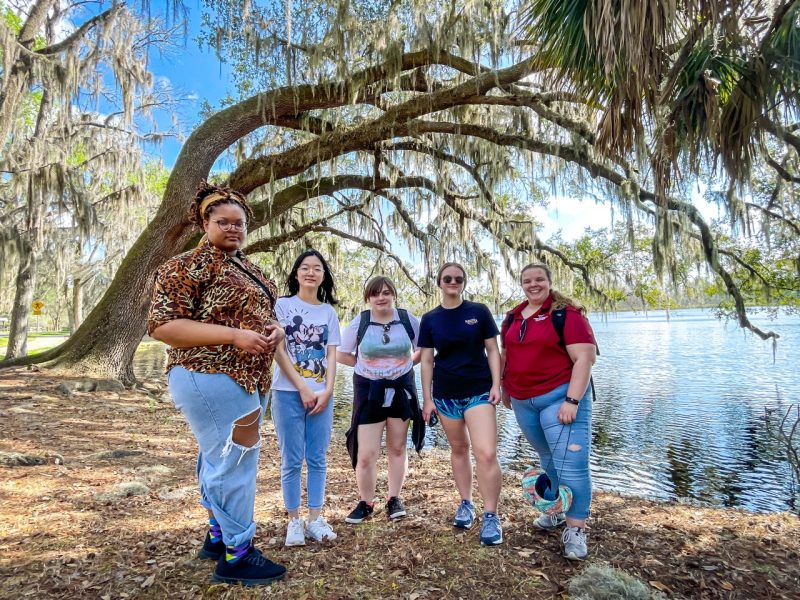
[[187, 181, 254, 227]]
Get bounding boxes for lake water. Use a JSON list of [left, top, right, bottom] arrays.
[[134, 308, 800, 513]]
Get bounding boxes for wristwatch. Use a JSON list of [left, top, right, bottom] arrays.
[[564, 396, 581, 405]]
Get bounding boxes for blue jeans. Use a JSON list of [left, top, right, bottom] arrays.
[[270, 389, 334, 511], [511, 382, 592, 520], [168, 366, 267, 547]]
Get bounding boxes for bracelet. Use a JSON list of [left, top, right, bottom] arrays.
[[564, 396, 581, 406]]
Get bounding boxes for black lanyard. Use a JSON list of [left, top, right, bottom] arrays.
[[228, 258, 275, 306]]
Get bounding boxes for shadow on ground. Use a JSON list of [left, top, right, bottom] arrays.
[[1, 368, 798, 599]]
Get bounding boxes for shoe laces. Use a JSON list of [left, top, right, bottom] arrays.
[[456, 500, 474, 520], [561, 526, 585, 545], [482, 513, 501, 535], [310, 517, 333, 532], [243, 547, 269, 567]]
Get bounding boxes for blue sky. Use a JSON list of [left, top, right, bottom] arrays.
[[146, 3, 235, 166]]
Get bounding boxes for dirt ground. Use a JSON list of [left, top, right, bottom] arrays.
[[1, 367, 798, 599]]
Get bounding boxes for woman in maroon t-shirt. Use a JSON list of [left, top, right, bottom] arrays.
[[500, 263, 597, 561]]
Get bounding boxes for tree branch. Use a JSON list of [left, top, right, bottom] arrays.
[[745, 201, 800, 235], [307, 225, 428, 295], [229, 54, 542, 192], [244, 203, 364, 254], [764, 155, 800, 184], [382, 139, 496, 205], [36, 6, 121, 55]]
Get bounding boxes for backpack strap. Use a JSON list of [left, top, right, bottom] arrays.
[[355, 310, 371, 357], [550, 308, 568, 348], [396, 308, 415, 343], [551, 307, 599, 402], [500, 312, 515, 348]]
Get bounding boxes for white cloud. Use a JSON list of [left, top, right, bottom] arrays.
[[538, 186, 725, 243], [538, 195, 619, 242]]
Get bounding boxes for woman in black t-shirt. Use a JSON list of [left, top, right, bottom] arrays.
[[419, 262, 504, 546]]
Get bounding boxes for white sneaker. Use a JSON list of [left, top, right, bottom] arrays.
[[534, 512, 566, 531], [306, 516, 337, 542], [285, 518, 306, 547], [561, 526, 588, 560]]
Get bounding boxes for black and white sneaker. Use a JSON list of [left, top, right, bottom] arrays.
[[386, 496, 407, 520], [345, 500, 374, 524]]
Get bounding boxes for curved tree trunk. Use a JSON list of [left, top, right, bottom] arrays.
[[0, 52, 454, 381], [4, 239, 35, 360], [0, 81, 361, 381]]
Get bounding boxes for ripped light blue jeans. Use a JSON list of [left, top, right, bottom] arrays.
[[168, 366, 267, 547], [511, 382, 592, 520]]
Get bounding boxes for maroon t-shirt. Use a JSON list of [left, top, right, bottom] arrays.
[[501, 295, 595, 398]]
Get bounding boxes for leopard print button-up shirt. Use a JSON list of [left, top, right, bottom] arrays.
[[147, 242, 279, 393]]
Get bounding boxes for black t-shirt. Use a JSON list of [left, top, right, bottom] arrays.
[[418, 300, 500, 399]]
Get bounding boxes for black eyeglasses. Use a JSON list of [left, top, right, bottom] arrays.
[[442, 275, 464, 284], [518, 318, 528, 342], [210, 219, 247, 232], [381, 323, 392, 344]]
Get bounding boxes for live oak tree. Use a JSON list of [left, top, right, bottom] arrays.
[[0, 1, 174, 358], [2, 0, 798, 382]]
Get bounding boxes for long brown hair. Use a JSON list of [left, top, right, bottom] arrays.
[[520, 263, 586, 314]]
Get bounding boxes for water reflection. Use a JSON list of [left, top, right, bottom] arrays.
[[134, 309, 799, 513]]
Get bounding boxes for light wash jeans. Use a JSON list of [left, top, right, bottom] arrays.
[[270, 389, 334, 511], [168, 366, 267, 547], [511, 382, 592, 520]]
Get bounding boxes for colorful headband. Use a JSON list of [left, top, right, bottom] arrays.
[[198, 192, 229, 218]]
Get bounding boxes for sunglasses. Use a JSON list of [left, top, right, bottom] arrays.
[[442, 275, 465, 284], [381, 322, 393, 345], [518, 318, 528, 342]]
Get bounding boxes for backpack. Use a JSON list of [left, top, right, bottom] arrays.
[[503, 308, 599, 402], [355, 308, 415, 356]]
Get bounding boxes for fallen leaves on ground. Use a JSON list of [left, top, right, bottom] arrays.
[[1, 368, 798, 599]]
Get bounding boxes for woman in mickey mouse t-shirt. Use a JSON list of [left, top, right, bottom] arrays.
[[501, 263, 597, 561], [271, 250, 341, 548]]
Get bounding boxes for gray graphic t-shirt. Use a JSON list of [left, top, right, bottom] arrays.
[[339, 309, 420, 381]]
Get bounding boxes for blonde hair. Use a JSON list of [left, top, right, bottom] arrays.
[[520, 263, 586, 314]]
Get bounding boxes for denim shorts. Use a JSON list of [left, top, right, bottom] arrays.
[[433, 392, 491, 420]]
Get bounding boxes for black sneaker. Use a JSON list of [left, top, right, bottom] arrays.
[[386, 496, 407, 520], [345, 500, 374, 524], [213, 546, 286, 586], [198, 531, 224, 560]]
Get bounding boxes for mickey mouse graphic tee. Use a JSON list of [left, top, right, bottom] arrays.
[[272, 296, 341, 393], [417, 300, 499, 399]]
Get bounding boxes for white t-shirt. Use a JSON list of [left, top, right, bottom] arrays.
[[339, 309, 420, 381], [272, 296, 341, 393]]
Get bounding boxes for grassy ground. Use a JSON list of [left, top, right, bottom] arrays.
[[0, 367, 798, 599], [0, 332, 69, 353]]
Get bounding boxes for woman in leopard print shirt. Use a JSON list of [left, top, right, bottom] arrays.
[[147, 182, 292, 586]]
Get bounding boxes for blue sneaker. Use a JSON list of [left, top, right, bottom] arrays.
[[479, 512, 503, 546], [453, 500, 476, 529]]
